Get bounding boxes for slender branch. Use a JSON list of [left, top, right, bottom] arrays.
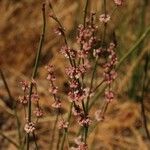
[[26, 3, 46, 150], [140, 52, 150, 140], [60, 102, 73, 150], [117, 25, 150, 69], [0, 69, 22, 149], [93, 80, 105, 93], [33, 132, 39, 150], [83, 0, 89, 27], [86, 57, 99, 112], [49, 113, 59, 150], [0, 131, 19, 149]]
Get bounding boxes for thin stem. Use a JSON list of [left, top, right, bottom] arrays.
[[60, 103, 73, 149], [84, 0, 107, 142], [140, 52, 150, 140], [117, 25, 150, 69], [49, 113, 59, 150], [33, 132, 38, 150], [0, 131, 19, 149], [83, 0, 89, 27], [56, 130, 62, 150], [0, 69, 22, 149], [26, 3, 46, 150], [86, 57, 98, 112], [48, 1, 74, 67], [93, 80, 105, 93]]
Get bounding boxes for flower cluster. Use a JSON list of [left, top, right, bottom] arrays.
[[99, 14, 110, 23], [113, 0, 124, 6], [58, 119, 69, 129], [76, 14, 97, 59], [19, 79, 43, 134], [18, 80, 30, 105], [46, 64, 62, 109], [103, 42, 117, 102], [71, 136, 88, 150], [60, 45, 77, 59], [24, 122, 35, 134], [46, 2, 119, 148]]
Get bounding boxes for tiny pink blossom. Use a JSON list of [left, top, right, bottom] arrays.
[[103, 70, 117, 84], [34, 107, 43, 118], [78, 116, 92, 127], [105, 90, 114, 102], [47, 74, 56, 81], [54, 27, 64, 36], [31, 93, 40, 102], [114, 0, 123, 6], [78, 142, 88, 150], [49, 86, 58, 94], [93, 48, 102, 57], [74, 135, 82, 145], [58, 119, 69, 129], [51, 99, 61, 108], [69, 80, 79, 89], [24, 122, 35, 133], [60, 45, 76, 59], [45, 64, 54, 73], [95, 110, 104, 121], [72, 105, 83, 116], [20, 80, 29, 91], [99, 14, 110, 23], [18, 96, 28, 105]]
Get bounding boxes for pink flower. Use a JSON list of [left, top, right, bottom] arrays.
[[51, 99, 61, 108], [20, 80, 29, 91], [93, 48, 103, 57], [58, 119, 69, 129], [72, 105, 83, 116], [99, 14, 110, 23], [65, 66, 82, 79], [54, 27, 64, 36], [78, 142, 88, 150], [60, 45, 76, 59], [34, 107, 43, 118], [105, 90, 114, 102], [24, 122, 35, 133], [45, 64, 54, 73], [78, 116, 92, 127], [18, 96, 28, 105], [114, 0, 123, 6], [49, 86, 58, 94], [31, 93, 40, 102], [68, 89, 86, 102], [103, 70, 117, 84], [95, 110, 104, 122], [69, 79, 79, 89]]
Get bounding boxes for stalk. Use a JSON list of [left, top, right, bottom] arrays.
[[140, 52, 150, 140], [26, 3, 46, 150], [0, 69, 22, 149]]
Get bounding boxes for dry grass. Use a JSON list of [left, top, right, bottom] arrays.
[[0, 0, 150, 149]]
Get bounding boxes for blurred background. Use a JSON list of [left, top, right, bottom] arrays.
[[0, 0, 150, 149]]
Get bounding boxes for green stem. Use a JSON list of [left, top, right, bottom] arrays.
[[49, 113, 59, 150], [0, 131, 19, 149], [83, 0, 89, 27], [117, 25, 150, 69], [60, 103, 73, 149], [86, 57, 98, 112], [140, 52, 150, 140], [0, 69, 22, 149], [26, 3, 46, 150], [33, 132, 38, 150]]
